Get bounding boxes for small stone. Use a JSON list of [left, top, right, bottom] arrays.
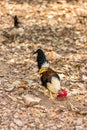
[[13, 118, 24, 127], [35, 118, 40, 123], [9, 59, 15, 63], [39, 124, 44, 129], [76, 118, 83, 125], [30, 123, 35, 127], [52, 126, 57, 130], [46, 112, 57, 120], [76, 126, 83, 130], [16, 46, 21, 50], [23, 94, 41, 106], [82, 75, 87, 81], [10, 128, 14, 130], [85, 99, 87, 103], [46, 128, 50, 130], [14, 112, 19, 118], [21, 125, 28, 130]]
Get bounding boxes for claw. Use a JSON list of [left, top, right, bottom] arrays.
[[43, 88, 49, 97], [49, 91, 55, 100], [39, 85, 49, 96]]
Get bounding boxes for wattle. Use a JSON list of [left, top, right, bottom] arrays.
[[57, 89, 67, 98]]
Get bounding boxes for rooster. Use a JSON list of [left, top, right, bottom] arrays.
[[33, 49, 67, 99]]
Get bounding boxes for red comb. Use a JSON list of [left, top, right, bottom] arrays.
[[57, 89, 67, 98]]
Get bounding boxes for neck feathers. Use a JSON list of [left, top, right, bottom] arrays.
[[41, 62, 49, 68], [35, 49, 49, 69]]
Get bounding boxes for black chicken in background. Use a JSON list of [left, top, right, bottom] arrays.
[[14, 15, 20, 28], [33, 49, 67, 99], [9, 15, 24, 41]]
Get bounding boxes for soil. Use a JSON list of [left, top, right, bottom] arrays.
[[0, 0, 87, 129]]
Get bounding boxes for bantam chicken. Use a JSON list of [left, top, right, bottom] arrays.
[[9, 15, 24, 41], [3, 15, 24, 41], [33, 49, 67, 99]]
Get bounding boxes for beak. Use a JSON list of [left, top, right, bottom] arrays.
[[32, 50, 37, 55]]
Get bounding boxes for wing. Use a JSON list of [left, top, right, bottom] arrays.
[[41, 68, 60, 92]]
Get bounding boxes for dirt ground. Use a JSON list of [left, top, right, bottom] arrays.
[[0, 0, 87, 129]]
